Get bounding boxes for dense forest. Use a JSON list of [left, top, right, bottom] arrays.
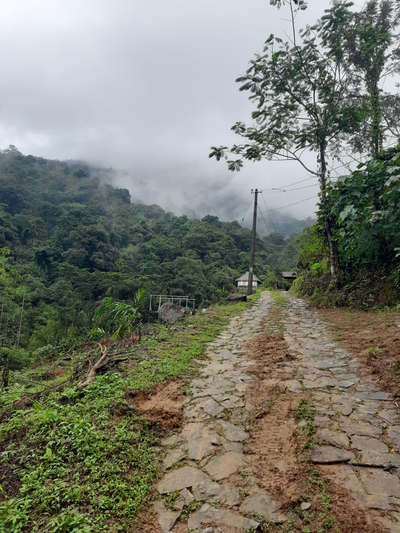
[[0, 146, 300, 358], [294, 145, 400, 307]]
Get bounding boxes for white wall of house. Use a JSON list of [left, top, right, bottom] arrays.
[[237, 281, 258, 288]]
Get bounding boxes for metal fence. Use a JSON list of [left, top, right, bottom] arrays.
[[149, 295, 195, 313]]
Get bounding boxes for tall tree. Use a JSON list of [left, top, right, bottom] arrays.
[[269, 0, 308, 44], [210, 18, 362, 282], [320, 0, 400, 157]]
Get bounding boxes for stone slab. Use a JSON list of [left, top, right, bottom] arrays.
[[153, 501, 180, 532], [204, 452, 245, 481], [163, 446, 186, 469], [188, 504, 259, 530], [351, 435, 389, 454], [218, 420, 249, 442], [215, 483, 241, 506], [340, 420, 383, 438], [157, 466, 211, 494], [317, 429, 350, 448], [359, 468, 400, 498], [240, 493, 288, 523], [311, 446, 354, 464]]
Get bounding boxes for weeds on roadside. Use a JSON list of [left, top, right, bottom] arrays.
[[295, 400, 316, 450], [302, 470, 339, 533], [0, 293, 263, 532]]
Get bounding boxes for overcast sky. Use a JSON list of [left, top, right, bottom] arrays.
[[0, 0, 366, 221]]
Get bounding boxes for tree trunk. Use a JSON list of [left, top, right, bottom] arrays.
[[325, 221, 339, 283], [2, 366, 9, 390], [370, 80, 383, 157], [77, 343, 109, 390], [319, 141, 339, 284]]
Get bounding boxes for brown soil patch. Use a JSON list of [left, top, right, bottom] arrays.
[[53, 367, 66, 377], [134, 380, 186, 533], [242, 329, 379, 532], [0, 462, 20, 500], [320, 308, 400, 397], [0, 426, 28, 500], [243, 332, 313, 505], [136, 507, 160, 533], [127, 380, 184, 432]]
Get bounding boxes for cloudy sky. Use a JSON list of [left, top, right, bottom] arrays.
[[0, 0, 365, 221]]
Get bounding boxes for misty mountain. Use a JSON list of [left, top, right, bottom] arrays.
[[0, 148, 301, 350], [63, 157, 314, 238]]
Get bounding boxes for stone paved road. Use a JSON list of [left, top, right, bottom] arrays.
[[154, 292, 400, 532], [285, 295, 400, 532]]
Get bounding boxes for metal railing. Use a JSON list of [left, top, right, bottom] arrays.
[[149, 295, 196, 313]]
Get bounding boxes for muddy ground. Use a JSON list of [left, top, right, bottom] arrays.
[[139, 292, 400, 532]]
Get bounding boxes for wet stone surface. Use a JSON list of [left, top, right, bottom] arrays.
[[154, 292, 400, 531], [284, 295, 400, 532], [154, 293, 287, 532]]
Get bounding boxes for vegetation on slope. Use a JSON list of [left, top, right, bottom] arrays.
[[211, 0, 400, 304], [293, 146, 400, 307], [0, 294, 260, 532], [0, 147, 299, 360]]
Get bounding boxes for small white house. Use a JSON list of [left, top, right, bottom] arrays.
[[281, 271, 297, 281], [235, 272, 261, 291]]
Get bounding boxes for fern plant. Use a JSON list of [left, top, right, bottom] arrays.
[[91, 292, 144, 340]]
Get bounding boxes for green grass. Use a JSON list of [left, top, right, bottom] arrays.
[[295, 399, 316, 450], [270, 290, 288, 307], [0, 292, 261, 532], [301, 470, 339, 533], [266, 290, 288, 338]]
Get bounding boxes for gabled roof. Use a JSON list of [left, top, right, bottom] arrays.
[[235, 272, 261, 282], [281, 271, 297, 278]]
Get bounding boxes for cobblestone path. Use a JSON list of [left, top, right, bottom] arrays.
[[286, 296, 400, 532], [153, 292, 400, 532]]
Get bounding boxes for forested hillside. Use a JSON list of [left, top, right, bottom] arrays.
[[0, 147, 298, 355]]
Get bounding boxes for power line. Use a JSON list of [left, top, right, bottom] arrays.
[[273, 183, 320, 193], [258, 200, 277, 234], [265, 175, 317, 191], [240, 199, 255, 227], [274, 195, 319, 210], [264, 141, 399, 193]]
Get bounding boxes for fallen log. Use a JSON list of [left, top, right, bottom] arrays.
[[77, 342, 109, 390]]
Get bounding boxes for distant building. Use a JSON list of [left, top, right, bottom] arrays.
[[281, 271, 297, 281], [235, 272, 262, 291]]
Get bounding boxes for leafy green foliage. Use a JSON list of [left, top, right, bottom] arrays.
[[294, 146, 400, 307], [0, 149, 301, 361], [0, 293, 261, 531], [92, 296, 143, 339]]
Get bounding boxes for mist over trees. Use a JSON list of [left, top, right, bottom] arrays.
[[0, 148, 301, 357], [211, 0, 400, 288]]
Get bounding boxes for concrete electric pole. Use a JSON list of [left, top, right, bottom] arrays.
[[247, 188, 261, 296]]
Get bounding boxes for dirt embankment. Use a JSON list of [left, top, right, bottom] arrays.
[[320, 308, 400, 397]]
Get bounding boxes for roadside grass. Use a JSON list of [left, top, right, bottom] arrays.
[[267, 290, 287, 338], [270, 290, 288, 308], [295, 400, 316, 451], [0, 291, 262, 532]]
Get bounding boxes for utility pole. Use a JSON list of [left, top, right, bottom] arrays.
[[248, 188, 261, 295]]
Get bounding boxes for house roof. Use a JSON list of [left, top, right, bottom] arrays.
[[235, 272, 261, 282], [281, 271, 297, 278]]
